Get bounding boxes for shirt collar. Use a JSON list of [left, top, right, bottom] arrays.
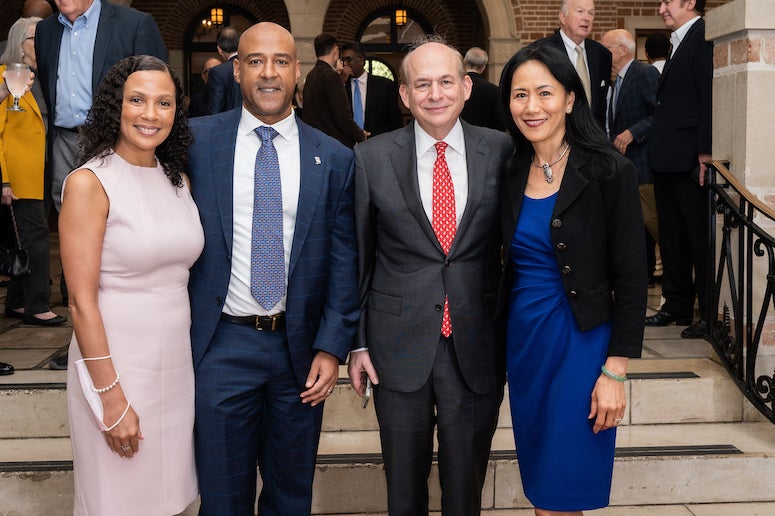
[[239, 107, 298, 142], [618, 58, 634, 80], [414, 118, 465, 158], [58, 0, 101, 29], [671, 15, 701, 50], [559, 30, 584, 54], [354, 71, 368, 86]]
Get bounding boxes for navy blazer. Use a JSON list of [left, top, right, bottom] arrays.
[[649, 18, 713, 173], [609, 60, 660, 184], [188, 110, 359, 389], [536, 33, 612, 128], [35, 0, 168, 122], [497, 149, 647, 358], [207, 56, 242, 114]]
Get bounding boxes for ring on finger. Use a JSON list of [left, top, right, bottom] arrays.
[[326, 388, 333, 395], [614, 418, 622, 424], [121, 444, 131, 452]]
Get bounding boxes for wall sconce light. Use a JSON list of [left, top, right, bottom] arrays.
[[210, 8, 224, 26], [395, 9, 407, 27]]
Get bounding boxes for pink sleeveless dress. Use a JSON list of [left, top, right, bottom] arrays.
[[65, 152, 203, 515]]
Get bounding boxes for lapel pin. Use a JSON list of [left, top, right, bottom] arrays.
[[314, 156, 321, 165]]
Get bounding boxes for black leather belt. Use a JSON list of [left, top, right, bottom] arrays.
[[55, 126, 80, 133], [220, 312, 285, 331]]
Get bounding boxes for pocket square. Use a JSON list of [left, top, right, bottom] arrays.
[[314, 156, 321, 165], [600, 80, 606, 87]]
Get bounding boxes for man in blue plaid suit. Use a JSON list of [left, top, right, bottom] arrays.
[[187, 22, 359, 516]]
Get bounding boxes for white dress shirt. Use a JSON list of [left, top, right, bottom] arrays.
[[559, 30, 589, 78], [414, 120, 468, 227], [670, 16, 701, 57], [224, 109, 301, 316]]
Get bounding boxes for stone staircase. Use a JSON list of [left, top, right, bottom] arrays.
[[2, 329, 775, 515]]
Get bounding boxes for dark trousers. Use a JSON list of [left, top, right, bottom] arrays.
[[653, 171, 708, 318], [5, 200, 51, 314], [194, 320, 324, 516], [373, 337, 503, 516]]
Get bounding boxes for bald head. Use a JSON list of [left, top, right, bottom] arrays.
[[23, 0, 53, 18], [601, 29, 636, 75], [464, 47, 488, 73]]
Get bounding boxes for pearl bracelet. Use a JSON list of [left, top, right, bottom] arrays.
[[601, 365, 627, 382], [91, 372, 120, 393]]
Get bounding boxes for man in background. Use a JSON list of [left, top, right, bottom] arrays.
[[460, 47, 507, 131], [302, 33, 365, 148], [645, 0, 712, 340], [208, 26, 242, 114], [188, 57, 221, 118], [535, 0, 611, 127], [340, 41, 403, 137], [645, 31, 671, 73]]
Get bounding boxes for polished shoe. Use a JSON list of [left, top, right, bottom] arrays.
[[4, 306, 25, 319], [644, 311, 693, 326], [0, 362, 13, 375], [681, 320, 707, 339], [49, 352, 68, 370], [23, 314, 68, 326]]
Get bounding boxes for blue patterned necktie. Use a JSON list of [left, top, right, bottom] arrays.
[[251, 126, 285, 310], [352, 78, 364, 129]]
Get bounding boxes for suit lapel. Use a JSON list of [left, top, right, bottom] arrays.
[[659, 18, 704, 92], [92, 2, 114, 93], [553, 151, 588, 217], [454, 123, 485, 251], [211, 111, 240, 253], [289, 119, 325, 278], [391, 125, 440, 250]]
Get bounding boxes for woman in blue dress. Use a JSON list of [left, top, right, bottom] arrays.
[[496, 44, 647, 515]]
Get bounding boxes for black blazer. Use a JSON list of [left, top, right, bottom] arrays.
[[208, 56, 242, 115], [497, 148, 647, 358], [536, 33, 612, 128], [461, 72, 507, 132], [35, 0, 168, 123], [649, 18, 712, 173], [346, 73, 403, 137], [303, 60, 364, 148]]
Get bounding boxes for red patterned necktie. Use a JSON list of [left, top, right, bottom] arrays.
[[432, 141, 456, 337]]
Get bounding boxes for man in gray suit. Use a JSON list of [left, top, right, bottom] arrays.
[[349, 36, 511, 515]]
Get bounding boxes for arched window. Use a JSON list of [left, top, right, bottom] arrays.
[[185, 6, 257, 94]]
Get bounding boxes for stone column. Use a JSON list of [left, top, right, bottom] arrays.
[[706, 0, 775, 346]]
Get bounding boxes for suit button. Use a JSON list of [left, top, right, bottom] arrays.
[[444, 259, 450, 267], [556, 242, 567, 251], [551, 218, 562, 229], [568, 290, 578, 298], [216, 296, 223, 306], [561, 265, 572, 275], [435, 304, 443, 311]]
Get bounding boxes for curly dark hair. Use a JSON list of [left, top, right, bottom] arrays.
[[78, 55, 192, 187]]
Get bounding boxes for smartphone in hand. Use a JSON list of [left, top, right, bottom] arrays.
[[361, 372, 372, 409]]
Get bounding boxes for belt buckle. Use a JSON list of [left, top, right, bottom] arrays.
[[255, 314, 280, 331]]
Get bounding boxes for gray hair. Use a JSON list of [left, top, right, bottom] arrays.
[[399, 34, 465, 85], [464, 47, 488, 72], [0, 17, 41, 65]]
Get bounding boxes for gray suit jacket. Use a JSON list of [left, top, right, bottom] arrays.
[[354, 121, 512, 394]]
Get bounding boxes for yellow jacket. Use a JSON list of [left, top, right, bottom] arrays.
[[0, 64, 45, 200]]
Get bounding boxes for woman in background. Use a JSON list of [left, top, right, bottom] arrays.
[[60, 55, 202, 515], [498, 44, 647, 515], [0, 16, 66, 327]]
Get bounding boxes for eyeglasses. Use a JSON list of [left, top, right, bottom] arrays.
[[25, 36, 35, 41], [340, 56, 354, 64]]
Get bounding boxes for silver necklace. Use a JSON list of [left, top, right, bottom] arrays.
[[531, 142, 570, 184]]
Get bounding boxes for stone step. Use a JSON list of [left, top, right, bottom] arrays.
[[0, 358, 762, 440], [2, 421, 774, 514]]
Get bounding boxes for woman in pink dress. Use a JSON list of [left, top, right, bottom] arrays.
[[60, 55, 203, 515]]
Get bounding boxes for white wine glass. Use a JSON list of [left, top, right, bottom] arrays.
[[5, 63, 30, 112]]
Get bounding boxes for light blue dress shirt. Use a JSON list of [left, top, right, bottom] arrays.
[[54, 0, 101, 128]]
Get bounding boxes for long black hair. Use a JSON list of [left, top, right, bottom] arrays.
[[79, 55, 191, 187], [498, 44, 617, 169]]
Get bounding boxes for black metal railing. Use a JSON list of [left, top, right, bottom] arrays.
[[706, 160, 775, 424]]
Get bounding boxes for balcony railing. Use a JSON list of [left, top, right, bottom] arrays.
[[706, 160, 775, 424]]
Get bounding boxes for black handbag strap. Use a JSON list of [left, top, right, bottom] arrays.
[[8, 204, 22, 250]]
